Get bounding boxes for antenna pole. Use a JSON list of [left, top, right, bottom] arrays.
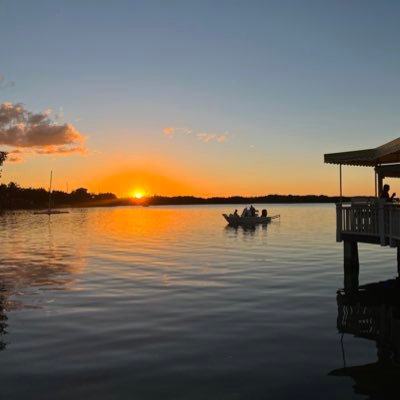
[[48, 170, 53, 211]]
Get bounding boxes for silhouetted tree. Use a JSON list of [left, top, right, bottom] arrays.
[[93, 192, 117, 200], [0, 181, 118, 210], [70, 187, 92, 202]]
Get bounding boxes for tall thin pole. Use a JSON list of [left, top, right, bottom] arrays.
[[340, 164, 343, 203], [48, 170, 53, 211]]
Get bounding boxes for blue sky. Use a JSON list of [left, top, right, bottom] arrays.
[[1, 0, 400, 196]]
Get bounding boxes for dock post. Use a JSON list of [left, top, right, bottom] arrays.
[[344, 240, 359, 292], [397, 246, 400, 277], [336, 203, 342, 242]]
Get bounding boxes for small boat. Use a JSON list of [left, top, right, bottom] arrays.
[[34, 210, 69, 215], [223, 213, 280, 225], [223, 206, 280, 225]]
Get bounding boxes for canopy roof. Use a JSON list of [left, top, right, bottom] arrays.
[[324, 137, 400, 166], [375, 164, 400, 179]]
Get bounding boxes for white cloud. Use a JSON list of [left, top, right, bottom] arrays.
[[197, 132, 215, 142], [197, 132, 229, 143], [163, 126, 229, 144]]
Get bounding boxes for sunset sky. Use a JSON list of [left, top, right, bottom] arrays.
[[1, 1, 400, 197]]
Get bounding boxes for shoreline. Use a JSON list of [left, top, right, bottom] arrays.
[[0, 194, 351, 211]]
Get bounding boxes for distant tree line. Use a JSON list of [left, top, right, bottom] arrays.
[[0, 180, 350, 210], [0, 183, 117, 210], [143, 194, 350, 206]]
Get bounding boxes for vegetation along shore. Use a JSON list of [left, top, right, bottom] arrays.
[[0, 182, 350, 210]]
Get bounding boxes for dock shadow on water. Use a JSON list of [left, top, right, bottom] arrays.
[[330, 279, 400, 398]]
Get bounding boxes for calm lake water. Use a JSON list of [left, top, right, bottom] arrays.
[[1, 204, 399, 399]]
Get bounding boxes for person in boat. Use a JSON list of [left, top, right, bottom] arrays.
[[241, 207, 250, 217], [233, 209, 239, 217], [261, 209, 268, 217], [380, 184, 396, 202], [249, 205, 258, 217]]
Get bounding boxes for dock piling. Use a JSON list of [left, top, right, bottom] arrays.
[[344, 240, 359, 292]]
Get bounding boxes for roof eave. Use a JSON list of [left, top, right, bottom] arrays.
[[324, 149, 376, 166]]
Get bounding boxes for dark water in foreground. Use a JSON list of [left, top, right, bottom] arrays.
[[1, 204, 399, 399]]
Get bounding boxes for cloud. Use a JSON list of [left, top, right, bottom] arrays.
[[0, 102, 86, 161], [217, 133, 229, 142], [163, 126, 229, 144], [197, 132, 229, 143], [35, 145, 87, 155], [197, 132, 215, 142], [163, 127, 192, 136], [163, 127, 175, 135], [0, 75, 15, 90], [6, 149, 25, 163]]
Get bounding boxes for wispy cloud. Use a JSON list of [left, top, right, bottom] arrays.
[[0, 102, 86, 162], [6, 149, 25, 163], [163, 126, 229, 144], [163, 127, 192, 136], [197, 132, 230, 143], [196, 132, 215, 142], [0, 74, 15, 90], [216, 133, 229, 142], [163, 127, 175, 135]]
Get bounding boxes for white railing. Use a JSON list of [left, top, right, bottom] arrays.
[[336, 200, 400, 246], [385, 205, 400, 244]]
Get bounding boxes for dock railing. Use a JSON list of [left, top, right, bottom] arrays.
[[336, 199, 400, 247]]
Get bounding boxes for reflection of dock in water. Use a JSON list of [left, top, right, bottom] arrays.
[[0, 283, 7, 351], [330, 279, 400, 397]]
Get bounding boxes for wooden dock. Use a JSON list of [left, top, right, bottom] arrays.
[[325, 138, 400, 292]]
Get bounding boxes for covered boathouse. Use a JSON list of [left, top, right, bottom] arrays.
[[324, 137, 400, 292]]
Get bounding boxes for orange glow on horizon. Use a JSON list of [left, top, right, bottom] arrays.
[[91, 169, 194, 198], [10, 154, 381, 198], [82, 165, 380, 198]]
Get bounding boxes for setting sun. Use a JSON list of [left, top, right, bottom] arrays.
[[130, 189, 145, 199]]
